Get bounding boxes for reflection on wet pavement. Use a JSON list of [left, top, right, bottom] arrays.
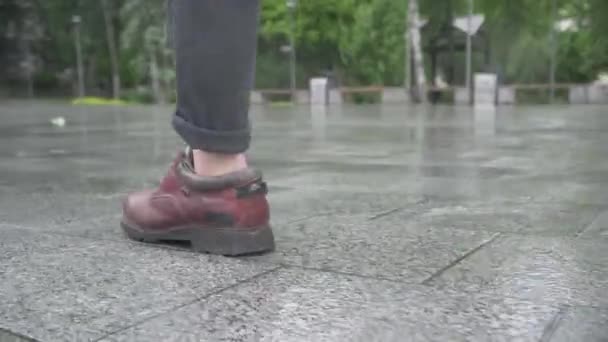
[[0, 100, 607, 341]]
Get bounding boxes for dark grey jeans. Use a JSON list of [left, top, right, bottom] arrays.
[[169, 0, 259, 154]]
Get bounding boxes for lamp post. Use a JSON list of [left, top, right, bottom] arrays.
[[72, 15, 85, 98], [286, 0, 297, 103]]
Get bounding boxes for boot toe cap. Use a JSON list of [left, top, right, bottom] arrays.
[[122, 190, 156, 226]]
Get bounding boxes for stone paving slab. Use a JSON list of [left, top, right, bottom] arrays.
[[395, 177, 608, 204], [0, 329, 36, 342], [426, 235, 608, 308], [98, 268, 558, 342], [270, 169, 415, 193], [0, 227, 275, 342], [2, 102, 608, 340], [0, 151, 303, 195], [378, 199, 602, 236], [268, 189, 426, 224], [549, 307, 608, 342], [0, 192, 120, 230], [1, 188, 426, 243], [253, 214, 497, 283], [579, 210, 608, 238]]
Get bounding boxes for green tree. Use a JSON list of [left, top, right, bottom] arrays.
[[259, 0, 408, 86], [101, 0, 121, 99], [2, 0, 608, 98], [339, 0, 407, 86], [259, 0, 353, 84], [476, 0, 554, 83], [120, 0, 175, 103]]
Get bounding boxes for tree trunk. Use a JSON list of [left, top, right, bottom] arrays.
[[87, 56, 99, 95], [23, 38, 34, 98], [447, 0, 455, 84], [101, 0, 121, 99], [404, 14, 411, 97], [408, 0, 427, 103], [149, 49, 165, 104], [75, 25, 85, 97]]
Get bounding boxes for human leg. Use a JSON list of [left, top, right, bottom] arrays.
[[171, 0, 259, 176], [121, 0, 273, 255]]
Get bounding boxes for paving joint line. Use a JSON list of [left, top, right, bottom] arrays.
[[281, 263, 419, 285], [92, 266, 283, 342], [368, 197, 431, 221], [0, 327, 40, 342], [368, 208, 404, 221], [280, 213, 331, 225], [280, 263, 584, 317], [574, 209, 607, 238], [539, 306, 567, 342], [421, 233, 502, 285]]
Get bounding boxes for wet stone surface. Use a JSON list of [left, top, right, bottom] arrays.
[[0, 101, 607, 341]]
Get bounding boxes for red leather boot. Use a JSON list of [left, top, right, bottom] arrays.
[[121, 149, 274, 256]]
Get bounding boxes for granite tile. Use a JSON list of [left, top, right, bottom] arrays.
[[380, 199, 601, 236], [549, 307, 608, 342], [0, 190, 120, 229], [397, 177, 608, 204], [100, 268, 558, 342], [268, 189, 426, 224], [0, 227, 275, 342], [0, 328, 35, 342], [3, 100, 608, 341], [270, 170, 411, 193], [255, 214, 497, 283], [427, 235, 608, 307], [6, 189, 426, 243], [579, 210, 608, 238]]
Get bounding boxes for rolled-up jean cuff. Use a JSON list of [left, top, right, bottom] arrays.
[[172, 113, 251, 154]]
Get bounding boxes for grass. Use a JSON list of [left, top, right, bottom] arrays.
[[269, 101, 294, 107], [71, 97, 128, 106]]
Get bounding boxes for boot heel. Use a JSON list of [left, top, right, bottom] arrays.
[[190, 225, 275, 256]]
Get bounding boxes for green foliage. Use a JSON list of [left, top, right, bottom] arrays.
[[505, 32, 551, 83], [1, 0, 608, 100], [260, 0, 406, 86], [72, 96, 128, 105], [586, 0, 608, 73], [119, 88, 154, 104], [120, 0, 174, 96], [339, 0, 407, 86], [255, 52, 293, 88], [259, 0, 352, 81], [557, 30, 596, 83]]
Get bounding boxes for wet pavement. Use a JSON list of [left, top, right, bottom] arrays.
[[0, 100, 607, 341]]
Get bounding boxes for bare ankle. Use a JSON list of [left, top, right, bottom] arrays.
[[192, 149, 248, 176]]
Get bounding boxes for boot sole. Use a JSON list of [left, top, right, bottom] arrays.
[[121, 219, 275, 256]]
